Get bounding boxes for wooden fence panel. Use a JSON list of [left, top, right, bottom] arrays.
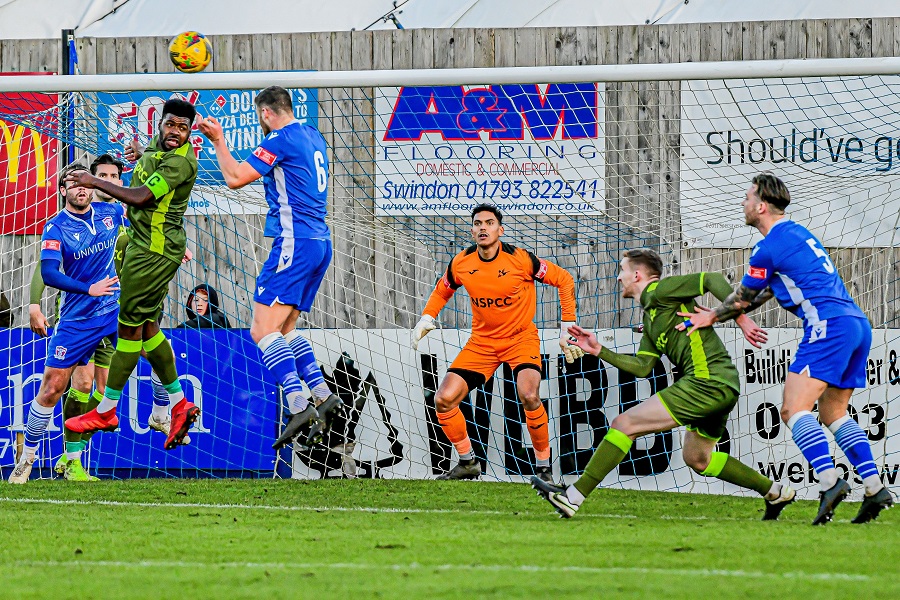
[[1, 20, 898, 331]]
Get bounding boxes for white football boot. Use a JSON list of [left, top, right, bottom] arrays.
[[8, 453, 36, 485], [148, 414, 191, 445]]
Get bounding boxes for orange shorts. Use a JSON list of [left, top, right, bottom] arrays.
[[448, 329, 542, 390]]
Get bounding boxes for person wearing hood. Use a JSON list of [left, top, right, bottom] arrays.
[[180, 284, 230, 329]]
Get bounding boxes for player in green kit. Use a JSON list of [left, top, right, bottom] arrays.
[[532, 248, 796, 519], [64, 99, 200, 450]]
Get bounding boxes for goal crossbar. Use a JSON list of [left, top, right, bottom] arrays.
[[2, 57, 900, 92]]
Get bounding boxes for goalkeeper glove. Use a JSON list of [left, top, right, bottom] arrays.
[[411, 315, 436, 350], [559, 321, 584, 364], [559, 321, 585, 364]]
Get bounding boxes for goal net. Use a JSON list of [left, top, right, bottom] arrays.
[[0, 60, 897, 499]]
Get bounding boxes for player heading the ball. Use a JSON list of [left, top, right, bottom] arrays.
[[411, 203, 583, 482], [198, 85, 342, 449], [679, 172, 894, 525], [532, 248, 797, 519], [64, 99, 200, 451]]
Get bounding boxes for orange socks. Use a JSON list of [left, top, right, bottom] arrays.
[[437, 406, 473, 457], [437, 404, 550, 462], [524, 405, 550, 462]]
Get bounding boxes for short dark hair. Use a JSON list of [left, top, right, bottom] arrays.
[[752, 172, 790, 211], [58, 161, 89, 188], [255, 86, 293, 115], [90, 153, 124, 177], [471, 203, 502, 225], [161, 98, 197, 124], [623, 248, 663, 278]]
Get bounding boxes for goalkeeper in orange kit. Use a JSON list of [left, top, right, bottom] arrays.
[[411, 204, 582, 482]]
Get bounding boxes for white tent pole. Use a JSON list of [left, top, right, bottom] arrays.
[[1, 57, 900, 92]]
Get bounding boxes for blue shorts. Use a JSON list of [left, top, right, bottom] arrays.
[[45, 309, 119, 369], [254, 237, 332, 312], [790, 316, 872, 389]]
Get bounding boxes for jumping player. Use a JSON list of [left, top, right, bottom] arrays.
[[411, 203, 584, 482], [64, 99, 200, 450], [28, 155, 127, 479], [197, 85, 340, 449], [532, 248, 795, 518], [9, 163, 124, 484], [679, 173, 894, 524]]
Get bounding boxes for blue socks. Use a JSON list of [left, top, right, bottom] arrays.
[[284, 330, 331, 400], [788, 411, 838, 491], [258, 332, 309, 414], [24, 399, 54, 457], [829, 415, 883, 496]]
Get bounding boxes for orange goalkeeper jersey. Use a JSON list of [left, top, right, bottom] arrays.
[[423, 242, 576, 341]]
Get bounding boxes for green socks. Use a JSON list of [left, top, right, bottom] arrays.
[[106, 337, 143, 392], [701, 451, 772, 496], [142, 331, 180, 389], [573, 428, 633, 498]]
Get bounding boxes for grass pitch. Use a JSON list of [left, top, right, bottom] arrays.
[[0, 479, 896, 599]]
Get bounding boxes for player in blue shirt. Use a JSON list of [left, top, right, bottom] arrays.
[[198, 85, 340, 450], [679, 173, 893, 524], [9, 163, 124, 484]]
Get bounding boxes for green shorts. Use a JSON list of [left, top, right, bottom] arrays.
[[656, 376, 739, 441], [89, 336, 116, 369], [118, 242, 181, 326]]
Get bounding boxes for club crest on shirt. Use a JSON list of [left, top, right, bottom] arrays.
[[102, 216, 115, 230], [253, 146, 278, 166], [54, 346, 67, 360]]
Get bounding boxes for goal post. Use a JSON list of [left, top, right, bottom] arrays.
[[0, 57, 897, 495]]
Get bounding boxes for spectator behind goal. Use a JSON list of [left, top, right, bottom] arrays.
[[179, 283, 230, 329]]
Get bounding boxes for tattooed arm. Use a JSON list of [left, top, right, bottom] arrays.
[[713, 285, 774, 322]]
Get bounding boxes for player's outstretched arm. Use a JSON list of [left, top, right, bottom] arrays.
[[64, 170, 155, 208], [566, 325, 603, 356], [677, 283, 767, 334], [676, 302, 768, 348], [569, 325, 658, 378], [197, 116, 262, 189]]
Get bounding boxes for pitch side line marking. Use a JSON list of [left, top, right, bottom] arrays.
[[0, 496, 633, 518], [7, 560, 871, 581], [0, 497, 890, 525]]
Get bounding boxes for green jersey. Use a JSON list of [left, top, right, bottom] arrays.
[[599, 272, 741, 391], [127, 137, 197, 264]]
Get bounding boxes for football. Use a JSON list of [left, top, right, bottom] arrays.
[[168, 31, 212, 73]]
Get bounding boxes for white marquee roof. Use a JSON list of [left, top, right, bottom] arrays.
[[1, 0, 898, 40]]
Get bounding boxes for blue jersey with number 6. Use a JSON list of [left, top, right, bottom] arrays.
[[740, 219, 865, 328], [246, 121, 329, 239]]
